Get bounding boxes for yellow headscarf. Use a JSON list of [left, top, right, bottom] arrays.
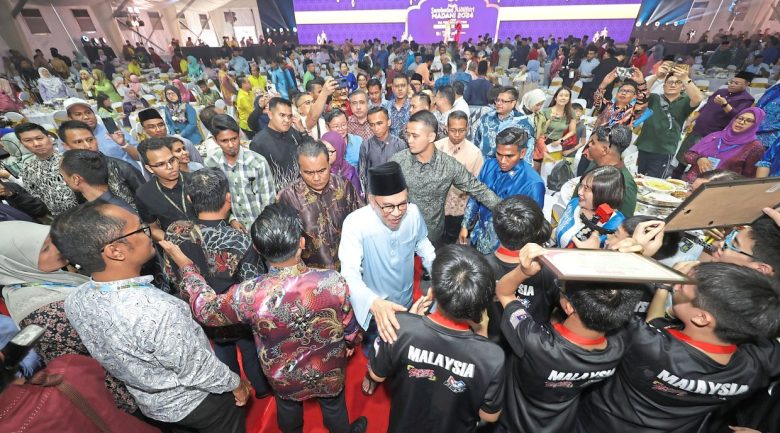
[[79, 69, 94, 93]]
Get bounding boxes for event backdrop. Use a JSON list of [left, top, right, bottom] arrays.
[[292, 0, 643, 45]]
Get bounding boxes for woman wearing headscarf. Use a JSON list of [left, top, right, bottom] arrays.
[[92, 69, 121, 102], [521, 88, 548, 170], [122, 89, 149, 127], [162, 84, 202, 145], [79, 69, 94, 98], [172, 78, 193, 103], [755, 83, 780, 177], [112, 75, 128, 98], [36, 67, 68, 100], [128, 74, 144, 95], [0, 77, 22, 112], [321, 131, 363, 197], [187, 55, 204, 82], [0, 221, 139, 412], [684, 107, 766, 182]]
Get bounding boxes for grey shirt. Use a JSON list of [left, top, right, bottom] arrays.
[[64, 276, 239, 423], [359, 134, 408, 193], [391, 148, 500, 243]]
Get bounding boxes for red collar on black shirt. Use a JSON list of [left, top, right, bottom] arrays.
[[428, 311, 471, 331], [553, 322, 607, 346], [667, 328, 737, 354], [496, 245, 519, 258]]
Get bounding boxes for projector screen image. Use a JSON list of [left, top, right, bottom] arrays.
[[293, 0, 642, 45]]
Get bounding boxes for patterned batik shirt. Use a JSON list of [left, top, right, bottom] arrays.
[[181, 263, 362, 401], [64, 277, 240, 423], [388, 99, 411, 139], [472, 108, 536, 165], [21, 153, 78, 216], [278, 175, 363, 271]]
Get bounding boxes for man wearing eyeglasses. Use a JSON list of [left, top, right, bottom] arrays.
[[708, 215, 780, 277], [339, 161, 436, 353], [435, 110, 484, 244], [135, 137, 197, 240], [673, 70, 755, 178], [581, 124, 638, 217], [54, 201, 250, 433], [635, 63, 703, 178], [472, 86, 536, 165], [138, 108, 204, 167]]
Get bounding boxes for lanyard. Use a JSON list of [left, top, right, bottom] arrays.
[[90, 281, 152, 293], [715, 138, 740, 155], [155, 174, 188, 216]]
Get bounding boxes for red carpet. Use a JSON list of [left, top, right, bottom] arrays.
[[245, 348, 392, 433]]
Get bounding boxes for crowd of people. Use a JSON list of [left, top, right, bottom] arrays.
[[1, 26, 780, 433]]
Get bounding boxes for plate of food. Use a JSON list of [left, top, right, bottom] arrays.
[[641, 178, 676, 193]]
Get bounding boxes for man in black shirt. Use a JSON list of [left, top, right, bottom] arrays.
[[249, 97, 302, 190], [496, 244, 642, 433], [135, 137, 196, 240], [485, 196, 557, 342], [578, 262, 780, 433], [368, 244, 505, 433], [60, 149, 135, 213], [59, 121, 144, 210], [165, 168, 269, 397]]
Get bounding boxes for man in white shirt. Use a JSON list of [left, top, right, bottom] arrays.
[[452, 81, 471, 123], [338, 162, 435, 352], [746, 54, 771, 77]]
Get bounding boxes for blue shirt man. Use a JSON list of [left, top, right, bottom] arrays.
[[229, 53, 249, 76], [473, 106, 535, 166], [270, 65, 290, 100], [462, 127, 545, 254], [345, 134, 363, 168]]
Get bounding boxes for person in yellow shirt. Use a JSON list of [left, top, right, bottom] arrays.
[[247, 64, 267, 92], [128, 58, 142, 77], [236, 77, 255, 136]]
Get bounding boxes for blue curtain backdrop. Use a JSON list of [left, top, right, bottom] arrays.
[[257, 0, 297, 35]]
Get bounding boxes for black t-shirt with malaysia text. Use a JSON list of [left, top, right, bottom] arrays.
[[499, 300, 629, 433], [578, 317, 780, 433], [369, 312, 505, 433], [484, 253, 560, 352]]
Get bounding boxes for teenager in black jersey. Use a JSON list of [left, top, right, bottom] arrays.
[[495, 243, 643, 433], [484, 196, 558, 349], [368, 245, 505, 433], [577, 262, 780, 433]]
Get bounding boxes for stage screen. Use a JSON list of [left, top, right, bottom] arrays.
[[293, 0, 642, 45]]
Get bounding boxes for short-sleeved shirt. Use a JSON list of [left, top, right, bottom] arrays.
[[370, 313, 505, 433], [500, 300, 628, 433], [579, 318, 780, 433], [134, 173, 196, 230], [635, 94, 696, 155]]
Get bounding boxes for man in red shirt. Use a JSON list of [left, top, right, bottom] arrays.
[[631, 44, 650, 74]]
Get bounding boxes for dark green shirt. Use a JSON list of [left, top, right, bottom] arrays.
[[583, 161, 637, 217], [635, 93, 696, 156]]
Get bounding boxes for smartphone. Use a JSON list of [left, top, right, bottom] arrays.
[[616, 67, 632, 81], [0, 147, 9, 160], [1, 324, 44, 368], [337, 76, 348, 89], [102, 117, 119, 134]]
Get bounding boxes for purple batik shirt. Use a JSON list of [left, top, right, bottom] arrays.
[[692, 89, 755, 137]]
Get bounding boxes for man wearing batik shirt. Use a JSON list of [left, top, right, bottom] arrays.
[[347, 89, 373, 142], [16, 123, 78, 215], [170, 203, 367, 433], [472, 87, 535, 165], [165, 168, 269, 398], [367, 245, 505, 433], [496, 244, 642, 433], [54, 201, 249, 432], [205, 115, 276, 229], [388, 75, 411, 138], [278, 139, 362, 270], [578, 263, 780, 433]]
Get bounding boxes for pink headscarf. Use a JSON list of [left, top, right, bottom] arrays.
[[129, 75, 142, 94], [173, 79, 191, 103], [690, 107, 767, 162], [322, 131, 348, 175]]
